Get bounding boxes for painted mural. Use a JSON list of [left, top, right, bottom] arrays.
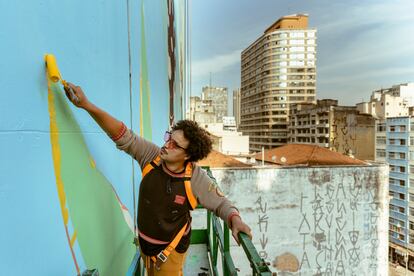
[[0, 0, 188, 275]]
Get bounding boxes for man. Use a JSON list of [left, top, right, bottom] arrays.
[[64, 83, 252, 275]]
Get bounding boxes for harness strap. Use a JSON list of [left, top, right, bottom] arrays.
[[150, 222, 188, 270], [142, 156, 161, 177], [184, 163, 198, 210]]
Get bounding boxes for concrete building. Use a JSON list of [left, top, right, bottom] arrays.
[[357, 83, 413, 119], [233, 89, 241, 128], [202, 122, 249, 155], [188, 96, 217, 124], [288, 99, 376, 160], [196, 145, 389, 275], [240, 14, 317, 152], [222, 116, 237, 131], [374, 116, 414, 268], [202, 86, 228, 122]]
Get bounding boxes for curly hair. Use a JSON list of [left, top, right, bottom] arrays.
[[172, 120, 212, 162]]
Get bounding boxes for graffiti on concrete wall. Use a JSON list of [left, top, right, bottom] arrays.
[[256, 196, 269, 260], [211, 164, 387, 275], [298, 169, 382, 276], [331, 113, 357, 156]]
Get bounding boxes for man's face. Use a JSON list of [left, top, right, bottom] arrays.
[[160, 129, 190, 163]]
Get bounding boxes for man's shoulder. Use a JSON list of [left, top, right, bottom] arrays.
[[191, 163, 211, 184]]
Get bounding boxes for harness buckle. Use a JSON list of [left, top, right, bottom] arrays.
[[157, 252, 168, 263], [153, 252, 168, 271]]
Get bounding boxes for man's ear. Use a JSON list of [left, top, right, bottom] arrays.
[[184, 154, 190, 161]]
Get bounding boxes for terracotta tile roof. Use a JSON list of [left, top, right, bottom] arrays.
[[254, 144, 366, 166], [197, 150, 252, 168]]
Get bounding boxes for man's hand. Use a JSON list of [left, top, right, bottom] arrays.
[[64, 82, 90, 110], [230, 215, 252, 245]]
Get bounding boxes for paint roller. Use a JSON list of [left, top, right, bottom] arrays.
[[44, 54, 80, 103]]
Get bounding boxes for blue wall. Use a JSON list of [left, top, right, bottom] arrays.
[[0, 0, 188, 274]]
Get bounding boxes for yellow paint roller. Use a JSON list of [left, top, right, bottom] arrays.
[[44, 54, 79, 103]]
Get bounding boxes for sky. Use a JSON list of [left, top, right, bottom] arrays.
[[190, 0, 414, 111]]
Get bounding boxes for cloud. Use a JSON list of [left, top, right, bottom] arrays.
[[191, 49, 241, 78]]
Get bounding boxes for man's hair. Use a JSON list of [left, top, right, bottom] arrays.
[[172, 120, 212, 162]]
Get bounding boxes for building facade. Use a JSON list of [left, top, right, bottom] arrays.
[[233, 88, 241, 128], [288, 99, 375, 160], [376, 117, 414, 267], [357, 83, 413, 119], [240, 14, 316, 152], [188, 96, 217, 124], [202, 121, 249, 155], [202, 86, 228, 122]]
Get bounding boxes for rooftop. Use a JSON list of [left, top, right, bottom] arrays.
[[197, 150, 252, 168], [254, 144, 366, 166]]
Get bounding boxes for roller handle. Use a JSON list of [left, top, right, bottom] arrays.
[[62, 81, 80, 104]]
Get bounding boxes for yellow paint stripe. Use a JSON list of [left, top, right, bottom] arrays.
[[47, 78, 69, 225], [89, 156, 96, 169], [70, 230, 78, 248]]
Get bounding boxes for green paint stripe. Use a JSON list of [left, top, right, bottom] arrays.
[[50, 84, 135, 275], [140, 1, 152, 140]]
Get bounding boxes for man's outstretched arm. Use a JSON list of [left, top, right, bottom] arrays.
[[64, 82, 124, 139]]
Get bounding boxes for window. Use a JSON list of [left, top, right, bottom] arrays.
[[401, 125, 407, 132], [389, 152, 396, 159], [410, 208, 414, 216], [376, 137, 386, 144], [399, 179, 405, 186], [390, 126, 396, 132], [377, 123, 386, 132], [376, 149, 386, 157], [400, 193, 405, 200], [399, 207, 405, 214], [399, 152, 406, 159], [411, 222, 414, 231], [410, 165, 414, 174], [400, 166, 406, 173], [390, 139, 395, 145], [401, 139, 407, 145], [410, 233, 414, 244], [410, 193, 414, 201]]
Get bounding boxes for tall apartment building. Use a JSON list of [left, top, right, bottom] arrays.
[[240, 14, 316, 152], [202, 86, 228, 122], [376, 117, 414, 265], [233, 89, 241, 128], [370, 83, 414, 266], [288, 99, 375, 160]]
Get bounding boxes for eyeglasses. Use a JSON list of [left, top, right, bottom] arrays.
[[164, 131, 187, 151]]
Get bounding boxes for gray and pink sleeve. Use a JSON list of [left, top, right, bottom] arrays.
[[111, 123, 160, 169]]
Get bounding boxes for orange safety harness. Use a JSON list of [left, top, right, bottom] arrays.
[[141, 156, 198, 270]]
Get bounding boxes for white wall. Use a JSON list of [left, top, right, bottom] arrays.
[[221, 135, 249, 155], [208, 164, 389, 275]]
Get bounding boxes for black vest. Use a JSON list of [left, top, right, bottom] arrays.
[[138, 164, 192, 256]]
